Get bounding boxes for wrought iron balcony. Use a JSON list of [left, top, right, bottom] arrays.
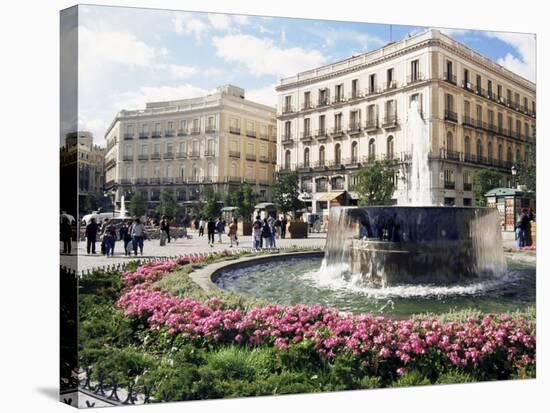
[[443, 72, 457, 85], [119, 178, 133, 185], [229, 150, 241, 158], [444, 110, 458, 123], [204, 149, 216, 157], [407, 73, 424, 84], [282, 105, 295, 114], [347, 122, 362, 134], [205, 126, 217, 134], [150, 153, 161, 160], [348, 90, 363, 100], [312, 160, 327, 170], [364, 118, 379, 132], [444, 181, 456, 190], [464, 182, 473, 191], [139, 132, 149, 139], [259, 155, 269, 163], [122, 155, 134, 161], [328, 159, 344, 170], [300, 131, 313, 142], [176, 152, 187, 159], [136, 178, 148, 184], [162, 177, 173, 184], [149, 177, 161, 184], [281, 134, 294, 144], [151, 131, 162, 138], [177, 129, 188, 136], [297, 162, 311, 171], [123, 133, 134, 140], [384, 80, 397, 91], [164, 130, 175, 137], [189, 151, 200, 159], [382, 115, 398, 128], [138, 154, 149, 161], [229, 126, 241, 135], [331, 95, 346, 105], [462, 81, 474, 92], [246, 130, 256, 138], [246, 153, 257, 161], [163, 152, 174, 160], [189, 127, 200, 135], [331, 180, 345, 190], [317, 97, 329, 107], [329, 127, 344, 138], [301, 101, 314, 111], [462, 116, 476, 128], [259, 133, 269, 141], [315, 129, 328, 140]]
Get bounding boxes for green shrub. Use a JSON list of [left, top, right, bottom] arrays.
[[91, 347, 155, 384], [389, 370, 431, 388], [435, 370, 476, 384]]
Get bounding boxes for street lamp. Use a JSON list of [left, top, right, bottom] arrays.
[[511, 165, 518, 189]]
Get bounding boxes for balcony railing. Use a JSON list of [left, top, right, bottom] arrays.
[[297, 162, 311, 171], [205, 149, 216, 157], [176, 152, 187, 159], [259, 155, 269, 163], [345, 157, 361, 168], [301, 101, 314, 111], [464, 182, 473, 191], [281, 134, 294, 144], [382, 115, 398, 128], [163, 152, 174, 160], [462, 81, 474, 92], [444, 181, 456, 190], [329, 127, 345, 138], [301, 184, 313, 193], [151, 131, 162, 138], [444, 110, 458, 123], [277, 165, 295, 173], [122, 155, 134, 161], [443, 72, 457, 85], [348, 90, 363, 100], [162, 177, 173, 184], [246, 130, 256, 138], [136, 178, 148, 184], [316, 184, 328, 192], [189, 127, 200, 135], [300, 131, 313, 142], [317, 97, 329, 107], [462, 116, 476, 128], [246, 153, 257, 161], [177, 129, 188, 136], [164, 130, 175, 137], [205, 126, 217, 134], [229, 126, 241, 135], [119, 178, 133, 185], [282, 105, 295, 114], [229, 150, 241, 158], [446, 150, 461, 161], [328, 160, 344, 169], [384, 80, 397, 91], [366, 85, 380, 95], [347, 122, 362, 134], [150, 153, 161, 160], [189, 151, 200, 158], [315, 129, 328, 140], [259, 133, 270, 141], [312, 160, 327, 170], [407, 73, 424, 84], [138, 154, 149, 161], [332, 95, 346, 105], [331, 181, 345, 190], [123, 133, 134, 140], [139, 132, 149, 139], [150, 177, 161, 185], [364, 118, 378, 131]]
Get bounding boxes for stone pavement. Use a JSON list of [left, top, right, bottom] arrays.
[[73, 229, 327, 271]]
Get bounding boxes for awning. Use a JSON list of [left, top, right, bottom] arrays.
[[315, 191, 345, 201]]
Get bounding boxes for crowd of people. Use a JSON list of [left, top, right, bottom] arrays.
[[515, 208, 535, 248], [83, 217, 147, 257]]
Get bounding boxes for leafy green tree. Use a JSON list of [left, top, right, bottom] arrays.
[[473, 169, 503, 206], [354, 160, 395, 206], [272, 172, 303, 216], [202, 187, 222, 218], [156, 190, 182, 219], [231, 182, 257, 221], [516, 140, 536, 193], [128, 191, 147, 217]]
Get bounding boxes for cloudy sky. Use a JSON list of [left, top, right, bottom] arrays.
[[73, 5, 536, 145]]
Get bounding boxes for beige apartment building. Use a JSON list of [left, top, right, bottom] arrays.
[[275, 29, 536, 213], [104, 85, 277, 209], [60, 131, 106, 215]]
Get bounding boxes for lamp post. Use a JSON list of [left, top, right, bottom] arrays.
[[511, 165, 518, 189]]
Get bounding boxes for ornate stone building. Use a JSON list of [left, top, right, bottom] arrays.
[[275, 29, 535, 213], [104, 85, 277, 210]]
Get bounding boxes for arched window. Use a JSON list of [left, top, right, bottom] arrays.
[[488, 141, 493, 160], [516, 149, 521, 163], [319, 145, 326, 164], [507, 146, 512, 163], [166, 164, 172, 179], [192, 164, 199, 180], [446, 132, 454, 152], [335, 143, 341, 165], [304, 147, 310, 167], [387, 136, 394, 160], [498, 144, 503, 161], [476, 139, 483, 159], [207, 162, 214, 178], [368, 138, 376, 161], [464, 136, 471, 155], [231, 162, 238, 177], [351, 141, 358, 163], [284, 150, 291, 169]]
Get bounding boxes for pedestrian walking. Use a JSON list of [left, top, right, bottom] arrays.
[[216, 217, 225, 243], [515, 208, 530, 248], [160, 216, 169, 246], [207, 217, 216, 245], [267, 214, 276, 248], [198, 217, 205, 237], [60, 216, 72, 254], [262, 218, 274, 248], [85, 217, 99, 254], [119, 220, 132, 256], [228, 218, 239, 247], [280, 216, 288, 239], [274, 217, 281, 239], [102, 219, 117, 257], [131, 217, 145, 256], [252, 215, 263, 249]]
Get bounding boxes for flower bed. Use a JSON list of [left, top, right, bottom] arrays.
[[116, 253, 536, 381]]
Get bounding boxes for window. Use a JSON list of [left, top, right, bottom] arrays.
[[351, 141, 358, 163], [304, 91, 311, 108], [284, 150, 291, 168], [516, 149, 521, 162], [180, 120, 187, 131], [446, 132, 454, 152], [464, 136, 471, 155], [444, 169, 455, 189], [319, 146, 325, 163], [463, 198, 472, 206], [166, 164, 172, 178], [464, 100, 470, 117], [126, 125, 133, 134], [125, 145, 133, 156], [193, 118, 200, 132], [446, 60, 453, 78], [524, 123, 530, 138], [516, 120, 522, 136], [410, 93, 422, 113], [368, 138, 376, 160], [488, 141, 493, 159], [507, 116, 513, 134], [387, 136, 394, 159], [463, 68, 469, 86], [476, 75, 482, 93], [497, 113, 503, 130], [284, 95, 292, 111], [476, 139, 483, 158], [166, 142, 173, 154], [247, 120, 254, 134], [153, 143, 160, 155], [497, 84, 502, 99], [349, 110, 360, 127], [476, 105, 482, 121], [445, 94, 454, 111], [463, 171, 472, 191], [487, 80, 493, 96], [167, 121, 173, 130], [304, 147, 310, 166], [304, 118, 311, 136], [507, 89, 512, 103], [386, 68, 394, 87], [319, 115, 326, 133], [369, 74, 376, 93], [507, 147, 513, 162], [141, 144, 148, 155], [411, 60, 419, 81], [351, 79, 359, 98], [335, 84, 344, 101], [488, 110, 494, 126], [367, 104, 377, 122], [385, 100, 396, 119], [318, 88, 328, 105], [335, 143, 342, 165], [284, 121, 291, 138], [498, 144, 503, 161], [142, 124, 149, 133], [247, 143, 254, 155], [334, 113, 342, 131]]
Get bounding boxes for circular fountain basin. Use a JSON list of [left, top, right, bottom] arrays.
[[214, 256, 535, 318]]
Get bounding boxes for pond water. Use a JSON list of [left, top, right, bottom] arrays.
[[214, 257, 536, 317]]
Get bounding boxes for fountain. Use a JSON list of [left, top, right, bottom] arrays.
[[318, 100, 507, 287], [118, 195, 128, 218]]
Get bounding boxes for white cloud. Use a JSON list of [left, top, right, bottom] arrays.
[[321, 28, 386, 50], [112, 84, 209, 110], [437, 28, 468, 37], [484, 31, 536, 82], [77, 115, 108, 138], [246, 84, 277, 107], [207, 13, 232, 31], [157, 64, 199, 79], [212, 34, 324, 77], [233, 15, 250, 26], [172, 13, 208, 40]]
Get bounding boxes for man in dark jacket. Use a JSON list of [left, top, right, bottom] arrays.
[[60, 217, 72, 254], [280, 216, 288, 239], [207, 217, 216, 245], [85, 218, 99, 254]]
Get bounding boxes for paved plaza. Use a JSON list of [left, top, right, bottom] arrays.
[[69, 229, 327, 271]]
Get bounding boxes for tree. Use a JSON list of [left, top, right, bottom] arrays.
[[354, 160, 395, 206], [516, 140, 536, 193], [473, 169, 503, 206], [155, 190, 182, 219], [272, 172, 303, 216], [128, 192, 147, 217], [201, 187, 222, 218], [231, 182, 257, 221]]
